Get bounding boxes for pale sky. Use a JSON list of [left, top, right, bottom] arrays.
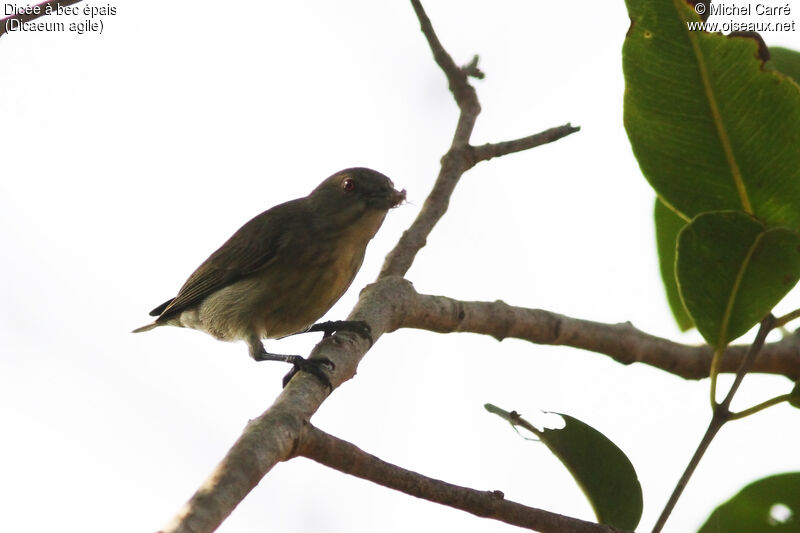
[[2, 2, 799, 532]]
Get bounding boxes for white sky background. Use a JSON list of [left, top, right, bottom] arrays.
[[1, 2, 799, 532]]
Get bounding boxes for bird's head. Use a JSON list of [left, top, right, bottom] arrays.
[[308, 168, 406, 229]]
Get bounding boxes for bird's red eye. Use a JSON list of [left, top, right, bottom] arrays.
[[341, 177, 355, 192]]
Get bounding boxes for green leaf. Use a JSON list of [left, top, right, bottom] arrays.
[[623, 0, 800, 230], [676, 211, 800, 347], [655, 198, 694, 330], [484, 404, 643, 531], [768, 47, 800, 85], [698, 472, 800, 533]]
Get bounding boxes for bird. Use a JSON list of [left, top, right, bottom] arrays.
[[133, 167, 406, 387]]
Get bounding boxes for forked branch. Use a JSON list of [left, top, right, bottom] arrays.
[[160, 3, 585, 532], [381, 1, 580, 279]]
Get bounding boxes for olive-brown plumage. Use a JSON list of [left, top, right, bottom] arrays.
[[133, 168, 405, 382]]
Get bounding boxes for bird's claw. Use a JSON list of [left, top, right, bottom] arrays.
[[282, 356, 335, 390], [308, 320, 373, 346]]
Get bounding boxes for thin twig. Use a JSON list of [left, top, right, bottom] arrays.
[[650, 409, 727, 533], [650, 315, 776, 533], [0, 0, 82, 38], [296, 423, 625, 533], [472, 124, 581, 163], [461, 55, 485, 79], [720, 314, 778, 406], [409, 0, 479, 137]]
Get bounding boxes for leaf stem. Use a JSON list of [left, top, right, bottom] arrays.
[[651, 314, 775, 533], [729, 394, 792, 420], [708, 346, 724, 408], [775, 307, 800, 328], [719, 314, 776, 408]]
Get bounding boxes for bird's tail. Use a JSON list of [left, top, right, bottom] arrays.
[[132, 322, 159, 334]]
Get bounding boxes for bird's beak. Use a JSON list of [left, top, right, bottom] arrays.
[[389, 188, 407, 208], [369, 187, 407, 210]]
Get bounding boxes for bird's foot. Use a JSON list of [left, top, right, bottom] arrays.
[[281, 356, 335, 390], [252, 349, 335, 390], [306, 320, 373, 346]]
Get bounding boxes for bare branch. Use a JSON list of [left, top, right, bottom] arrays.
[[159, 380, 329, 533], [161, 273, 799, 531], [381, 1, 578, 279], [161, 3, 584, 530], [160, 282, 402, 533], [0, 0, 82, 38], [296, 424, 625, 533], [409, 0, 479, 125], [365, 277, 800, 380], [461, 55, 485, 79], [380, 1, 482, 278], [472, 124, 581, 163], [379, 147, 468, 278]]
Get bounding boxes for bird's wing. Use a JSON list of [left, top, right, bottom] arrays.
[[148, 298, 174, 316], [155, 206, 298, 320]]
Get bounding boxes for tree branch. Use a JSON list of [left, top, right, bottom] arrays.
[[295, 423, 625, 533], [365, 276, 800, 380], [411, 0, 481, 132], [381, 0, 579, 279], [160, 3, 580, 531], [472, 124, 581, 163], [461, 55, 485, 79], [0, 0, 82, 38], [160, 277, 799, 533], [380, 0, 479, 279], [651, 315, 777, 533], [159, 378, 329, 533], [160, 292, 394, 533]]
